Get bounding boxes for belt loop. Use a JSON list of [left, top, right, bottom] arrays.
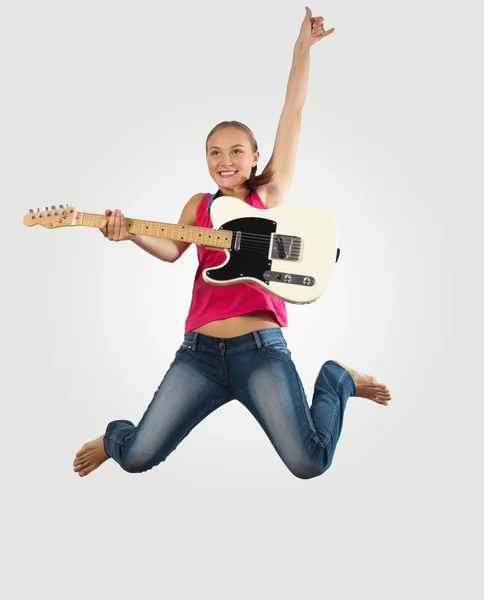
[[252, 330, 263, 350], [192, 332, 198, 351]]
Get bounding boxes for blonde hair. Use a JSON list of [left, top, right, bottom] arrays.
[[206, 121, 275, 192]]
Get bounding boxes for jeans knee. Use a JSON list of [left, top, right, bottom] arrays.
[[288, 455, 333, 480], [120, 449, 167, 474], [291, 464, 323, 479]]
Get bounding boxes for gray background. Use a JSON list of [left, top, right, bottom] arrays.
[[2, 0, 483, 598]]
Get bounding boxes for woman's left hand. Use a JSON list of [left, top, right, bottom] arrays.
[[296, 6, 334, 49]]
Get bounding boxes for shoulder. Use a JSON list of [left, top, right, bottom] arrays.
[[178, 193, 208, 226], [188, 192, 207, 206], [185, 192, 208, 212]]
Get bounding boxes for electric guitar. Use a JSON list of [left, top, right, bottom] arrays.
[[23, 196, 341, 304]]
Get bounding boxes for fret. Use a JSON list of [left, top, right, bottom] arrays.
[[70, 212, 231, 249]]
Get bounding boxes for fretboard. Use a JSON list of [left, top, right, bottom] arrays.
[[74, 212, 233, 249]]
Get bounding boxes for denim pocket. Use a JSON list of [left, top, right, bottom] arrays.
[[261, 340, 292, 360], [175, 343, 192, 357]]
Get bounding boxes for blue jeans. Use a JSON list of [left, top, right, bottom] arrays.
[[103, 328, 356, 479]]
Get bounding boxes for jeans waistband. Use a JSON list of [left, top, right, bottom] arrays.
[[182, 327, 286, 355]]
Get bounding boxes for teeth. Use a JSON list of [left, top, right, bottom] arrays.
[[220, 171, 236, 176]]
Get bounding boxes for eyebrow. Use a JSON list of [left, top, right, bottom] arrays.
[[208, 144, 245, 150]]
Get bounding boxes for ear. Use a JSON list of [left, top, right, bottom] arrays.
[[253, 150, 260, 166]]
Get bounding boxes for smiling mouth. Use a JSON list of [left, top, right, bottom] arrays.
[[219, 170, 238, 177]]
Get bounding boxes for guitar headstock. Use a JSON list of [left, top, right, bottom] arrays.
[[23, 205, 78, 228]]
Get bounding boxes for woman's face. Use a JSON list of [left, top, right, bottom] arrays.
[[206, 127, 259, 191]]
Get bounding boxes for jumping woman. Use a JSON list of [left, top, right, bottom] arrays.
[[74, 8, 391, 479]]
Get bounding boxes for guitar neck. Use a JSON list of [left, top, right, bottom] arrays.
[[76, 212, 233, 249]]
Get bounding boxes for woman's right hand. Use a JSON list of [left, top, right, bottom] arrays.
[[99, 209, 134, 242]]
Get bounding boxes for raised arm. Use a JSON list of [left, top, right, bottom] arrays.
[[264, 7, 335, 207]]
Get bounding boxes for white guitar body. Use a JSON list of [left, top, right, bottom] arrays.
[[204, 196, 339, 304]]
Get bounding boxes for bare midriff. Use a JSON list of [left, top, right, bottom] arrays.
[[192, 310, 281, 338]]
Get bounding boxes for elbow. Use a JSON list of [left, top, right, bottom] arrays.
[[167, 248, 183, 263]]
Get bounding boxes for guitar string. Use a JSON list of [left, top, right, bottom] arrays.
[[82, 217, 287, 251], [39, 209, 305, 243], [79, 214, 296, 243], [40, 213, 301, 253], [57, 214, 302, 252]]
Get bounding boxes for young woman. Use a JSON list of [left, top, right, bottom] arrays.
[[74, 8, 391, 479]]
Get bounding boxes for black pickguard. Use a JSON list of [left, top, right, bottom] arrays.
[[205, 216, 276, 284]]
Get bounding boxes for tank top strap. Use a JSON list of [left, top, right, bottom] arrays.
[[206, 189, 222, 216], [247, 189, 265, 208]]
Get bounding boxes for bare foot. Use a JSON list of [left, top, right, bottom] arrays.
[[73, 435, 110, 477], [333, 361, 392, 406]]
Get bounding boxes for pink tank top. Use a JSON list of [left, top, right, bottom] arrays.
[[184, 189, 288, 334]]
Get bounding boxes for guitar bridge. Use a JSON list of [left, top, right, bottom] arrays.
[[270, 234, 301, 261]]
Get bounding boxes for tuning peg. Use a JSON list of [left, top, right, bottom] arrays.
[[66, 204, 70, 208], [51, 205, 56, 209], [44, 206, 49, 211], [37, 208, 40, 212], [59, 204, 64, 208], [29, 209, 34, 213]]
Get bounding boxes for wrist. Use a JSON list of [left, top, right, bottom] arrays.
[[294, 39, 310, 55]]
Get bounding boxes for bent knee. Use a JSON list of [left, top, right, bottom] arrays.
[[288, 457, 333, 480], [120, 449, 168, 474]]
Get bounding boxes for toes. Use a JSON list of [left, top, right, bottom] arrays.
[[74, 460, 88, 472], [74, 455, 88, 466]]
